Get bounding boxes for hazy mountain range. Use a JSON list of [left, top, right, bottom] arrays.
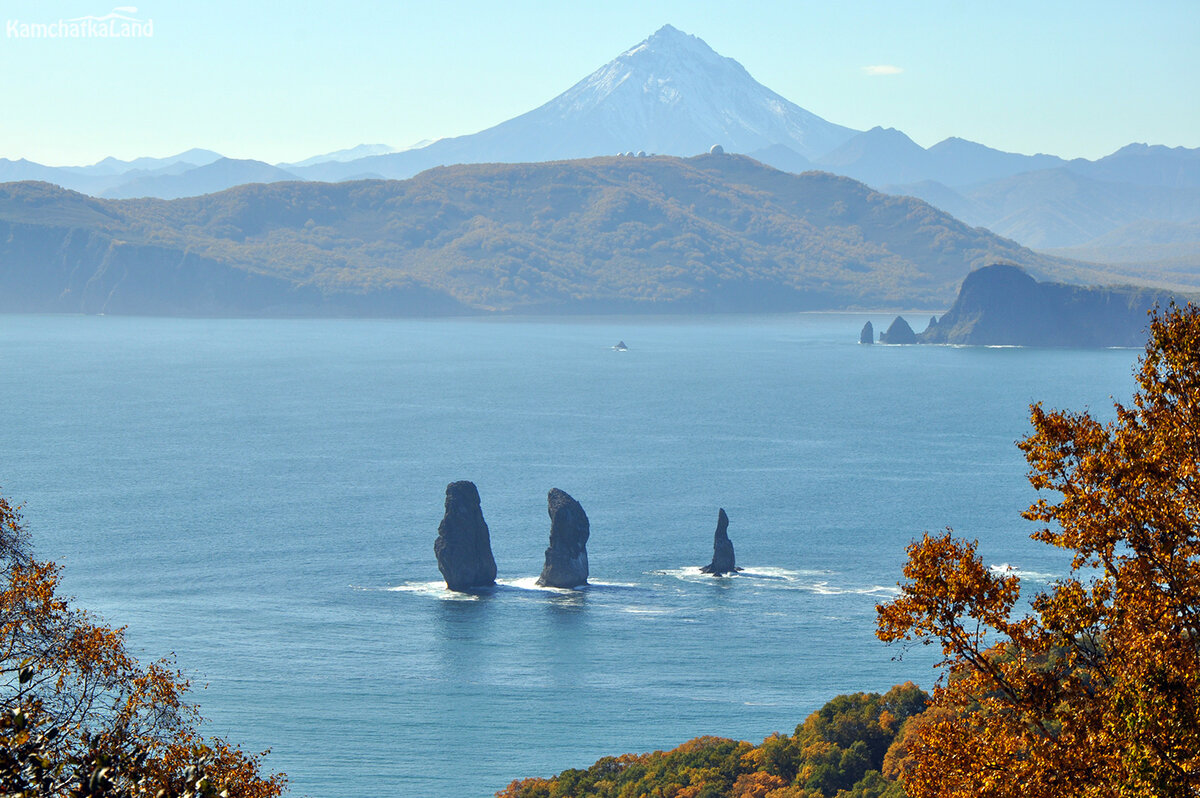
[[2, 24, 1197, 275], [0, 154, 1114, 317]]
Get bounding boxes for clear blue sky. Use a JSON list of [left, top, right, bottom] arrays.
[[2, 0, 1196, 166]]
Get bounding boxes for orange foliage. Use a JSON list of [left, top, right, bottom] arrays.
[[0, 491, 283, 797], [732, 770, 788, 797], [495, 777, 552, 798], [877, 303, 1200, 797]]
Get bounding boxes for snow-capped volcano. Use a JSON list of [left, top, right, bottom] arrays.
[[293, 25, 858, 180], [535, 24, 858, 159]]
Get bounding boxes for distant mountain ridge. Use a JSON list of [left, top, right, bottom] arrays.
[[2, 23, 1197, 270], [281, 143, 400, 169], [814, 127, 1069, 188], [0, 149, 229, 196], [71, 148, 224, 176], [0, 154, 1099, 317], [100, 158, 301, 199], [888, 164, 1200, 274]]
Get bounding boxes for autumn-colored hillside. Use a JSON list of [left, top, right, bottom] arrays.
[[0, 155, 1093, 316], [496, 683, 928, 798]]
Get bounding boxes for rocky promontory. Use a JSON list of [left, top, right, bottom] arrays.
[[537, 489, 590, 588], [433, 481, 498, 591], [699, 508, 740, 576], [918, 264, 1174, 347], [860, 264, 1181, 348]]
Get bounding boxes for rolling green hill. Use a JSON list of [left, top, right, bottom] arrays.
[[0, 154, 1106, 316]]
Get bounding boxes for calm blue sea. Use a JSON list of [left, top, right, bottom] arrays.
[[0, 313, 1138, 797]]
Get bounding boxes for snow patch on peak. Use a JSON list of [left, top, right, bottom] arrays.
[[620, 23, 724, 65]]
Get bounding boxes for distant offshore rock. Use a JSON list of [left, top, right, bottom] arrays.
[[537, 488, 590, 588], [613, 340, 629, 351], [879, 316, 917, 344], [859, 321, 874, 344], [699, 508, 741, 576], [433, 481, 498, 592]]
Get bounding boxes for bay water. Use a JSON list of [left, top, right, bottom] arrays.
[[0, 313, 1139, 796]]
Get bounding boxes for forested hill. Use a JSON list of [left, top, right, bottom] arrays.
[[0, 154, 1097, 316], [497, 683, 929, 798]]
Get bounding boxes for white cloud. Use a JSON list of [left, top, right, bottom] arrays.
[[862, 65, 904, 76]]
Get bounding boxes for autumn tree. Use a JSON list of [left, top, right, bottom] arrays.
[[877, 303, 1200, 797], [0, 492, 284, 797]]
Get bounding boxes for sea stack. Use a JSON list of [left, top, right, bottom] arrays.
[[433, 481, 498, 592], [699, 508, 740, 576], [537, 488, 590, 588], [879, 316, 917, 344], [859, 321, 874, 344]]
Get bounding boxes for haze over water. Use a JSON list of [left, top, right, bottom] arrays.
[[0, 313, 1138, 796]]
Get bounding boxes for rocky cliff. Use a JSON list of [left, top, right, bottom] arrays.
[[918, 263, 1175, 347]]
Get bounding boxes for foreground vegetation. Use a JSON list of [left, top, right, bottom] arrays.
[[500, 303, 1200, 797], [498, 683, 927, 798], [0, 495, 283, 797], [879, 302, 1200, 797]]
